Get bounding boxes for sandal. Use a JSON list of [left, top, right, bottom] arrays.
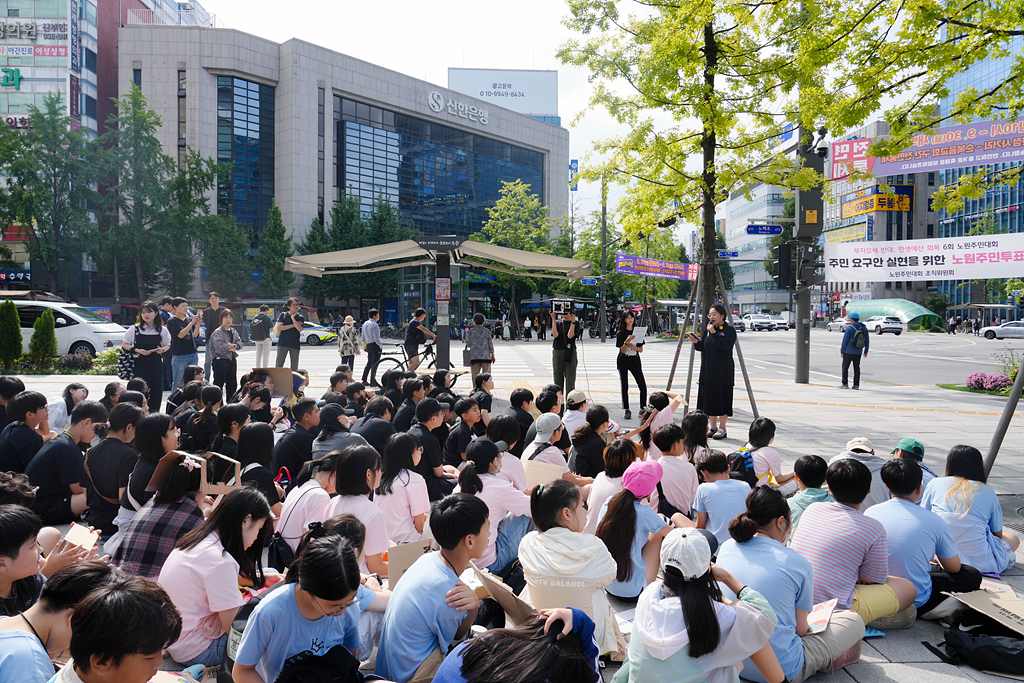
[[712, 429, 727, 439]]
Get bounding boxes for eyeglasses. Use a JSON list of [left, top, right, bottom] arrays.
[[312, 594, 357, 617]]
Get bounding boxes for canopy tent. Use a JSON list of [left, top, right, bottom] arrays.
[[844, 298, 940, 324]]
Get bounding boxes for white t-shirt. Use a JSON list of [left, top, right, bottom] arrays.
[[498, 450, 527, 491], [585, 472, 622, 534], [158, 532, 243, 662], [323, 494, 389, 565], [277, 480, 332, 553], [562, 409, 587, 439], [645, 408, 676, 460], [658, 455, 699, 514], [456, 473, 532, 568], [374, 470, 431, 544], [526, 441, 569, 473]]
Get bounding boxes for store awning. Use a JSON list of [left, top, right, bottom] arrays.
[[844, 298, 940, 323], [948, 303, 1016, 311]]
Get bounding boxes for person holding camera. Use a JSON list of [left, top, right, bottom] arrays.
[[616, 309, 646, 421], [551, 305, 578, 393], [688, 304, 736, 439]]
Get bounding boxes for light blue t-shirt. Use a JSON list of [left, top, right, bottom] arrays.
[[693, 478, 752, 544], [376, 551, 467, 683], [866, 497, 960, 607], [235, 582, 366, 683], [920, 477, 1003, 532], [597, 499, 667, 599], [715, 536, 813, 682], [0, 626, 56, 683]]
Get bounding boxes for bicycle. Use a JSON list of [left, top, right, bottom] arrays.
[[371, 342, 468, 389]]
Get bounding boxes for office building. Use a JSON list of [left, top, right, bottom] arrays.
[[721, 184, 790, 313]]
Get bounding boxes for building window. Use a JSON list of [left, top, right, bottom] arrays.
[[927, 197, 934, 212], [217, 76, 275, 245], [83, 95, 96, 119], [132, 69, 141, 87], [83, 48, 96, 74], [907, 223, 913, 240], [886, 281, 892, 289], [928, 172, 935, 186], [318, 87, 325, 226], [927, 223, 934, 238], [177, 71, 186, 169]]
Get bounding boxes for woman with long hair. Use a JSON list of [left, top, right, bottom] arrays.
[[159, 485, 272, 667], [595, 460, 688, 599], [209, 308, 243, 401], [322, 445, 389, 578], [380, 369, 403, 409], [616, 310, 647, 421], [47, 382, 89, 432], [117, 413, 178, 523], [688, 304, 737, 439], [276, 451, 340, 555], [456, 437, 532, 574], [166, 365, 205, 415], [81, 402, 145, 538], [181, 385, 222, 453], [122, 301, 171, 414], [571, 405, 612, 478], [716, 487, 865, 683], [680, 411, 709, 463], [585, 439, 642, 535], [114, 453, 210, 578], [232, 421, 283, 518], [433, 607, 600, 683], [618, 528, 783, 683], [920, 445, 1021, 574], [211, 401, 250, 462], [374, 432, 431, 543], [519, 480, 623, 658]]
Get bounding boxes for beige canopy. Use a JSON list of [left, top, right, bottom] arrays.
[[284, 239, 592, 280]]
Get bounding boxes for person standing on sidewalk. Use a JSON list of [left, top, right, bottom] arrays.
[[274, 297, 304, 370], [167, 297, 201, 391], [839, 312, 869, 390], [339, 314, 360, 370], [616, 310, 647, 421], [201, 291, 222, 380], [361, 308, 382, 386], [467, 313, 495, 383], [250, 304, 274, 368], [551, 308, 578, 393]]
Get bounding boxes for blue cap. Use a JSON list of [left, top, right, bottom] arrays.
[[848, 312, 860, 320]]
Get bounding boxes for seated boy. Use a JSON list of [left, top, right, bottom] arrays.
[[787, 455, 834, 530], [693, 450, 751, 543], [746, 417, 796, 495], [0, 560, 117, 683], [410, 398, 458, 501], [891, 438, 937, 490], [526, 413, 593, 490], [0, 505, 47, 617], [444, 398, 480, 467], [651, 423, 699, 518], [501, 388, 534, 458], [790, 459, 916, 625], [0, 391, 54, 473], [866, 459, 981, 617], [0, 376, 25, 429], [51, 575, 183, 683], [376, 493, 486, 683], [26, 401, 108, 525]]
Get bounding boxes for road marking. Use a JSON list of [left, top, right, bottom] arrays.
[[757, 398, 1003, 416]]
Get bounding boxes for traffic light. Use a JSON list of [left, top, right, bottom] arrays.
[[773, 243, 793, 290]]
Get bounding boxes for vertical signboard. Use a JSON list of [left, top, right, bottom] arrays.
[[69, 0, 78, 73], [68, 74, 79, 119], [569, 159, 578, 191]]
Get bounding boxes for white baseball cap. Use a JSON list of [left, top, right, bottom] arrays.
[[660, 528, 712, 580]]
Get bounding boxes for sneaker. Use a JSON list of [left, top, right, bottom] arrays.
[[839, 384, 849, 389], [624, 410, 632, 420], [852, 385, 860, 390], [868, 605, 917, 631]]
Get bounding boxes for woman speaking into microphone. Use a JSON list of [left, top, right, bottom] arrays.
[[688, 304, 736, 439], [615, 310, 646, 421]]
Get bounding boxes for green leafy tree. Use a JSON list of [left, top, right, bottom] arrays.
[[7, 94, 99, 295], [27, 308, 56, 369], [365, 194, 411, 298], [0, 300, 21, 371], [676, 245, 692, 300], [296, 216, 331, 305], [925, 293, 949, 319], [156, 150, 223, 294], [256, 201, 294, 298], [324, 193, 368, 303], [201, 215, 251, 300]]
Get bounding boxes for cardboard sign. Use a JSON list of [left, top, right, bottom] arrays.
[[522, 460, 565, 491], [386, 540, 433, 590], [252, 367, 295, 400], [63, 522, 99, 552], [947, 588, 1024, 636], [470, 560, 537, 626], [200, 452, 241, 496], [807, 599, 837, 634]]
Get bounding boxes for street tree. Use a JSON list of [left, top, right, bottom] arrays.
[[0, 300, 20, 371], [296, 216, 331, 306], [324, 192, 368, 303], [256, 201, 294, 298], [200, 215, 251, 300], [364, 193, 411, 299]]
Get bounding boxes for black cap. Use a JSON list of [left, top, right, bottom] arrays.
[[319, 403, 347, 427], [416, 397, 443, 422], [466, 437, 500, 463]]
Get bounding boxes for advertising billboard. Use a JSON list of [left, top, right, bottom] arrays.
[[831, 117, 1024, 179], [825, 232, 1024, 282], [824, 219, 873, 244], [448, 68, 558, 117], [840, 185, 914, 219], [615, 254, 698, 281]]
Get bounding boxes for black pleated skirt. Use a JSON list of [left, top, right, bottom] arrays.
[[697, 383, 733, 417]]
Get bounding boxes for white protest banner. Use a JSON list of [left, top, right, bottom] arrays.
[[825, 232, 1024, 283]]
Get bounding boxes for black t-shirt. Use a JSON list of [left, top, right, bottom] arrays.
[[25, 433, 85, 515], [121, 458, 158, 511], [0, 404, 9, 430], [250, 405, 273, 424], [393, 400, 416, 432], [443, 420, 474, 467], [167, 316, 197, 356], [0, 573, 44, 617], [202, 306, 222, 335], [0, 422, 44, 473], [277, 312, 303, 349], [165, 390, 185, 415], [272, 425, 316, 487], [409, 423, 454, 501], [351, 414, 396, 456], [384, 388, 402, 409], [552, 320, 578, 351], [242, 464, 281, 507], [82, 438, 137, 536], [181, 414, 219, 454], [405, 319, 424, 348], [571, 430, 607, 478], [503, 406, 534, 458]]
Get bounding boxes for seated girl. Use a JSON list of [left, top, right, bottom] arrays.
[[232, 421, 284, 519], [487, 413, 527, 492], [322, 444, 389, 578], [276, 451, 340, 556], [374, 432, 431, 544], [585, 440, 643, 535]]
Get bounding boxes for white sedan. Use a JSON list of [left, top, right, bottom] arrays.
[[981, 321, 1024, 340], [826, 318, 847, 332], [270, 323, 339, 346], [865, 316, 903, 335]]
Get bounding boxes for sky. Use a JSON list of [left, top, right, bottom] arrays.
[[203, 0, 698, 247]]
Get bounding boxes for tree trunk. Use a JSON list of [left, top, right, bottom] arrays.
[[510, 281, 519, 338], [700, 23, 720, 315], [135, 256, 146, 307], [47, 270, 58, 297]]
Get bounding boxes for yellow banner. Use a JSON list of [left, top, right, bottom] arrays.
[[825, 222, 869, 243]]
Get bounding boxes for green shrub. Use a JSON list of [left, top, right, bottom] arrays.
[[928, 325, 946, 333], [0, 300, 20, 371], [59, 353, 94, 372], [26, 309, 57, 369], [92, 348, 118, 375]]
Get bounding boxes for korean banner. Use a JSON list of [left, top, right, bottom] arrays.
[[825, 233, 1024, 283], [615, 254, 698, 281]]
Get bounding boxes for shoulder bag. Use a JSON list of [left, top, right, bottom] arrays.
[[116, 326, 139, 380]]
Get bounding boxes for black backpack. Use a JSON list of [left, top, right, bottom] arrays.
[[250, 315, 267, 341], [727, 448, 758, 489], [927, 612, 1024, 676]]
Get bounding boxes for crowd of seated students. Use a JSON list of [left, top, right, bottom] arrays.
[[1, 362, 1020, 683]]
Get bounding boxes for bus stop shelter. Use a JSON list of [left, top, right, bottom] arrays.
[[284, 236, 591, 369]]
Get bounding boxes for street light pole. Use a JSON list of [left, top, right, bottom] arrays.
[[600, 176, 608, 343]]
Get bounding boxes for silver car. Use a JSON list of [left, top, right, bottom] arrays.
[[865, 316, 903, 335], [768, 314, 789, 330], [981, 321, 1024, 340], [826, 317, 847, 332]]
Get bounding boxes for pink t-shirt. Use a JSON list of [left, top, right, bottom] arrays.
[[277, 480, 332, 553], [323, 494, 389, 562], [751, 446, 782, 486], [374, 470, 431, 544], [659, 455, 699, 514], [158, 532, 243, 662], [457, 473, 532, 568], [585, 473, 622, 535], [526, 442, 569, 473], [646, 408, 677, 460], [498, 451, 527, 491]]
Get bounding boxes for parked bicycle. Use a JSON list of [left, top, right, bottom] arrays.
[[372, 342, 468, 388]]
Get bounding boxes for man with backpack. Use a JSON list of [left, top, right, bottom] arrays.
[[840, 311, 869, 390], [250, 304, 274, 368]]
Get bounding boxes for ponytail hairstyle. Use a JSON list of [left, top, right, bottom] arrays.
[[107, 402, 143, 436], [210, 402, 249, 452], [529, 479, 581, 532], [729, 487, 790, 543], [292, 513, 366, 565], [681, 411, 709, 460], [176, 485, 271, 588], [69, 401, 109, 439], [171, 380, 204, 418], [637, 406, 656, 451], [190, 385, 223, 431], [603, 439, 640, 479], [457, 439, 501, 496], [596, 489, 640, 582], [154, 454, 204, 504], [62, 382, 88, 414], [661, 563, 722, 658], [0, 471, 36, 507], [286, 535, 361, 603], [378, 432, 420, 496], [236, 422, 274, 470], [944, 444, 985, 514], [295, 449, 342, 489], [573, 405, 609, 440], [135, 413, 175, 465]]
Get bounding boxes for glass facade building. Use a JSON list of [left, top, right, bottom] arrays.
[[333, 96, 544, 237], [217, 76, 275, 244]]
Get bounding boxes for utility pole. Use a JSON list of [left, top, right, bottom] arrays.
[[599, 176, 608, 343], [794, 126, 826, 383]]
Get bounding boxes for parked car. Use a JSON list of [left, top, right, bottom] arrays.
[[826, 317, 848, 333], [743, 314, 774, 331], [865, 316, 903, 335], [10, 301, 126, 356], [271, 322, 338, 346], [732, 317, 746, 332], [768, 314, 789, 331], [980, 321, 1024, 340]]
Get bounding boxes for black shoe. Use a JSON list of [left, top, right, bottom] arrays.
[[840, 384, 849, 389], [852, 385, 860, 390], [624, 409, 632, 420]]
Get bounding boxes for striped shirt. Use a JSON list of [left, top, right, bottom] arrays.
[[789, 501, 888, 609]]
